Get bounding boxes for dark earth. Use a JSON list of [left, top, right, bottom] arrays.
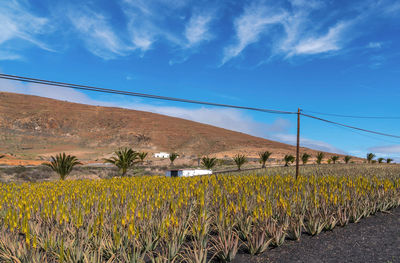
[[233, 207, 400, 263]]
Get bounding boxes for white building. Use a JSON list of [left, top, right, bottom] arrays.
[[166, 169, 212, 177], [154, 152, 170, 158]]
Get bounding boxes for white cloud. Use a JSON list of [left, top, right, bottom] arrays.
[[0, 78, 102, 106], [167, 12, 214, 65], [185, 13, 213, 46], [0, 0, 52, 60], [1, 0, 398, 64], [222, 0, 356, 63], [67, 8, 133, 59], [0, 51, 23, 61], [124, 103, 292, 138], [122, 0, 189, 52], [290, 22, 348, 56], [369, 145, 400, 154], [273, 133, 344, 154], [131, 29, 155, 51], [367, 145, 400, 162], [222, 4, 286, 64]]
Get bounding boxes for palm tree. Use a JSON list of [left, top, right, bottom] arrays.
[[43, 153, 82, 180], [386, 158, 394, 164], [169, 153, 179, 166], [366, 153, 375, 164], [258, 151, 272, 168], [331, 156, 339, 164], [233, 154, 247, 170], [377, 157, 385, 163], [316, 152, 324, 165], [344, 155, 352, 164], [138, 152, 148, 163], [201, 156, 218, 170], [284, 155, 295, 167], [301, 153, 311, 165], [104, 148, 139, 176]]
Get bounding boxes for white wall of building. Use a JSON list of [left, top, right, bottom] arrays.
[[154, 152, 170, 158], [165, 169, 212, 177]]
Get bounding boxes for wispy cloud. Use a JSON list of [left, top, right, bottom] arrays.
[[67, 7, 133, 60], [185, 13, 214, 47], [122, 0, 217, 60], [368, 145, 400, 162], [289, 22, 349, 56], [126, 104, 292, 138], [4, 0, 396, 64], [0, 51, 23, 61], [222, 0, 359, 64], [368, 145, 400, 154], [122, 0, 188, 51], [0, 0, 215, 61], [272, 133, 345, 154], [0, 0, 52, 60], [0, 78, 102, 106], [168, 11, 215, 65], [222, 3, 286, 64]]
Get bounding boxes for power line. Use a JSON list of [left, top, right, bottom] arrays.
[[302, 110, 400, 120], [301, 112, 400, 139], [0, 73, 296, 115], [330, 122, 400, 144]]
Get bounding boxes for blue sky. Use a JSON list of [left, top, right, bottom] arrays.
[[1, 0, 400, 160]]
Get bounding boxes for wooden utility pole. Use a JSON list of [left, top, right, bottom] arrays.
[[296, 108, 301, 180]]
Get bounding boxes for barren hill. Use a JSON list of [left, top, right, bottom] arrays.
[[0, 92, 343, 164]]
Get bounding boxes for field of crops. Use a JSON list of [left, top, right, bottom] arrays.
[[0, 165, 399, 262]]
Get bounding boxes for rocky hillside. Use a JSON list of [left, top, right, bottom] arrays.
[[0, 92, 345, 164]]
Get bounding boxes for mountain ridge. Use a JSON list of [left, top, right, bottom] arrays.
[[0, 92, 346, 164]]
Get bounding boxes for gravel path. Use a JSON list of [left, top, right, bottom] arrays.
[[233, 207, 400, 263]]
